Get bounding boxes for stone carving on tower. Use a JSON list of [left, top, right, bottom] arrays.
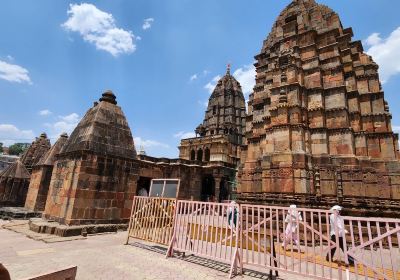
[[237, 0, 400, 217], [179, 65, 247, 166]]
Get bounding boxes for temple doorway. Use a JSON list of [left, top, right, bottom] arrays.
[[136, 176, 151, 197], [219, 178, 229, 202], [201, 175, 215, 202]]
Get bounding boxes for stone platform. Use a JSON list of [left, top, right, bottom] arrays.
[[0, 207, 41, 220], [29, 218, 128, 237]]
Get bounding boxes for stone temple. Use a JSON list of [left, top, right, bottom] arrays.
[[237, 0, 400, 216], [0, 0, 399, 227]]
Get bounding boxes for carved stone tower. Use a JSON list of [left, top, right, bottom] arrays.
[[237, 0, 400, 216], [179, 65, 247, 166]]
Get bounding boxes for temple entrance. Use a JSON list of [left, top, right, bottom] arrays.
[[219, 178, 229, 202], [136, 176, 151, 197], [201, 175, 215, 202]]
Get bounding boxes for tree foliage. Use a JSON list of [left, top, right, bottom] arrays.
[[0, 142, 3, 153], [8, 143, 30, 156]]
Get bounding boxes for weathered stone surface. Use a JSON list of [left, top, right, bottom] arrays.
[[0, 160, 31, 207], [43, 91, 139, 225], [179, 66, 246, 167], [25, 133, 69, 212], [178, 66, 246, 201], [237, 0, 400, 217], [20, 133, 51, 172]]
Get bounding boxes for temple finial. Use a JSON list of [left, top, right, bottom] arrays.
[[226, 63, 231, 75]]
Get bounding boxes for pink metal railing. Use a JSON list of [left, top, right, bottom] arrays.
[[125, 197, 399, 279], [166, 200, 241, 278], [125, 196, 176, 245], [240, 204, 345, 280], [342, 216, 400, 280]]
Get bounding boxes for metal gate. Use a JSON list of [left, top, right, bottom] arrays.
[[126, 196, 176, 245]]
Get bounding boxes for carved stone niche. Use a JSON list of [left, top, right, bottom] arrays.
[[363, 171, 377, 184]]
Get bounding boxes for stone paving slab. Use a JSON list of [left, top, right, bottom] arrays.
[[0, 220, 309, 280]]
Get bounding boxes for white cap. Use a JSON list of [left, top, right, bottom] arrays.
[[230, 201, 237, 205], [289, 204, 297, 209], [330, 205, 342, 211]]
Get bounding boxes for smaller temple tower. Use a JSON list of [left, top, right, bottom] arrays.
[[179, 65, 246, 166], [25, 133, 69, 212], [43, 91, 139, 225], [20, 133, 51, 172], [179, 66, 247, 201], [0, 160, 31, 206]]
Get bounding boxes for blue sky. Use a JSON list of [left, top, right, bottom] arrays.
[[0, 0, 399, 158]]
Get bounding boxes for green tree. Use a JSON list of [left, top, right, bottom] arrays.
[[0, 142, 3, 153], [8, 143, 30, 156]]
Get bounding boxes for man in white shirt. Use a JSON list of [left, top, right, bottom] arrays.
[[326, 205, 354, 265]]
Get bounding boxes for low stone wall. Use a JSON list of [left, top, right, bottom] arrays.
[[29, 218, 128, 237]]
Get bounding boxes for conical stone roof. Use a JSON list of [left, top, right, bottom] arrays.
[[36, 133, 69, 166], [20, 133, 51, 169], [59, 90, 136, 159], [262, 0, 337, 52], [0, 160, 30, 180]]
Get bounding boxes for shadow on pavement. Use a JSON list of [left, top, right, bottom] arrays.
[[129, 242, 281, 280]]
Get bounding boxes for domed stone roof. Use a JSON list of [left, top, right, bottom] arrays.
[[262, 0, 338, 52], [20, 133, 51, 171], [0, 160, 30, 180], [59, 90, 136, 159], [36, 133, 69, 166]]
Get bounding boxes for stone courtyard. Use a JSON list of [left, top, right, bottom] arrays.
[[0, 220, 310, 280]]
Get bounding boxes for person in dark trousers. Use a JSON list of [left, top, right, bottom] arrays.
[[227, 201, 238, 227], [326, 205, 354, 265]]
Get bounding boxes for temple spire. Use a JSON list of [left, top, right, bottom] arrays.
[[226, 63, 231, 75]]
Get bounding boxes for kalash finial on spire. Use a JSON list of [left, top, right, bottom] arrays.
[[226, 63, 231, 75]]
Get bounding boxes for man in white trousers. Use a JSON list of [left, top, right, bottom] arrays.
[[326, 205, 354, 265]]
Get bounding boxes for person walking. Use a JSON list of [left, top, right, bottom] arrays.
[[227, 201, 239, 228], [282, 205, 302, 249], [326, 205, 354, 265]]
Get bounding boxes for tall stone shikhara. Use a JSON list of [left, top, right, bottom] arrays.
[[238, 0, 400, 216]]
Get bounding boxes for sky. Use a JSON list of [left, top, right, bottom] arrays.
[[0, 0, 399, 158]]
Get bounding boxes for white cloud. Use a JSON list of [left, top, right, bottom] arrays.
[[0, 60, 32, 84], [203, 64, 256, 96], [173, 131, 196, 139], [0, 124, 35, 146], [60, 113, 80, 123], [189, 74, 198, 82], [365, 33, 382, 46], [62, 3, 135, 57], [204, 75, 221, 94], [134, 137, 169, 149], [39, 109, 52, 116], [365, 27, 400, 83], [44, 113, 81, 139], [142, 18, 154, 30], [233, 64, 256, 96], [203, 70, 210, 76], [6, 55, 14, 61], [136, 36, 142, 41], [393, 126, 400, 132]]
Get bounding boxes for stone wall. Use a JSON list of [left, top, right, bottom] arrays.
[[43, 153, 139, 225]]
